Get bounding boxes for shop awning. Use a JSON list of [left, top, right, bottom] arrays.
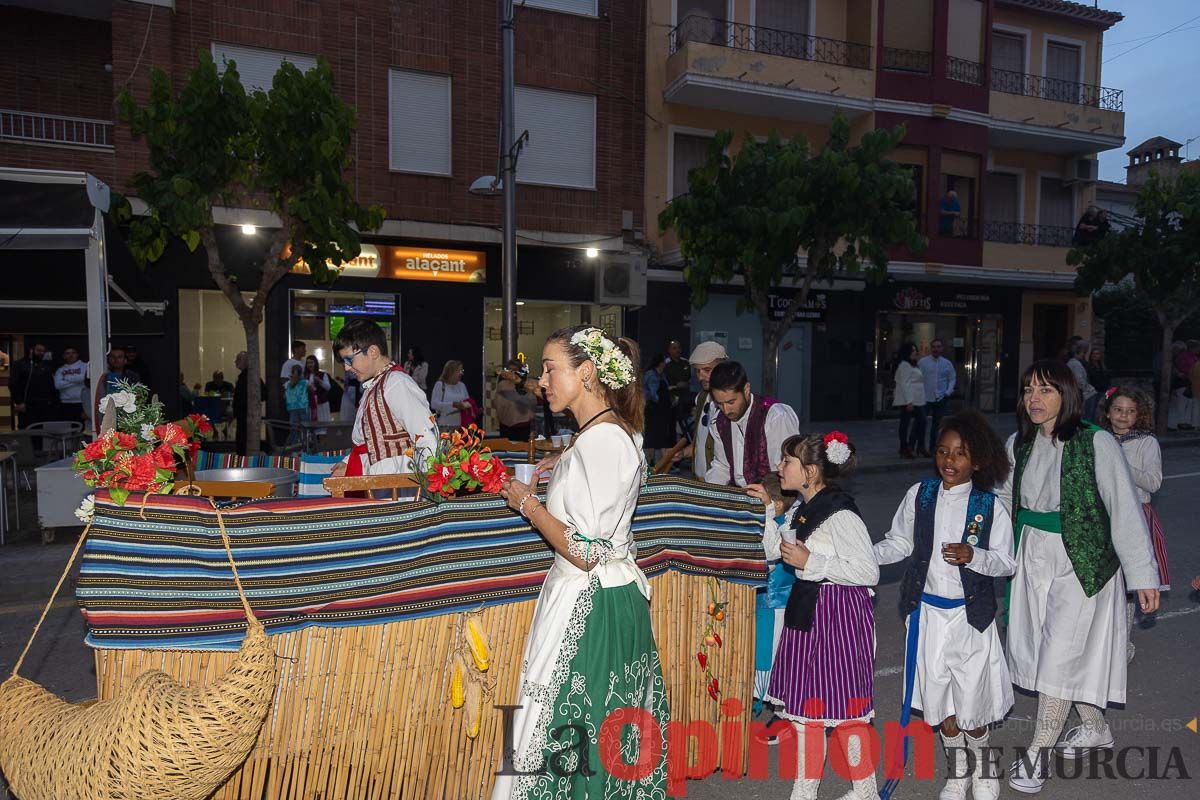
[[0, 167, 111, 392]]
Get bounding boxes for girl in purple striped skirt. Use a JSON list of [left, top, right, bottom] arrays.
[[762, 432, 880, 800], [1099, 386, 1169, 663]]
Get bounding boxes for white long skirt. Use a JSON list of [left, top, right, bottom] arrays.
[[1008, 528, 1128, 707], [906, 604, 1013, 730]]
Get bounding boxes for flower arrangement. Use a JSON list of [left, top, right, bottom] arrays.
[[569, 328, 635, 389], [410, 423, 510, 502], [73, 381, 214, 508], [823, 430, 851, 465]]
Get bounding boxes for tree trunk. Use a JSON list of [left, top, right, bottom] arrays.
[[242, 314, 263, 454], [761, 314, 780, 398], [1156, 313, 1176, 437]]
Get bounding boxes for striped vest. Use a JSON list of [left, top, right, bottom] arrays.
[[362, 364, 414, 466]]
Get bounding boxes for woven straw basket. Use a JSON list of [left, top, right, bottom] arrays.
[[0, 500, 278, 800]]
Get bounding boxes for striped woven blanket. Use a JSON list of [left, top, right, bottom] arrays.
[[78, 476, 767, 651]]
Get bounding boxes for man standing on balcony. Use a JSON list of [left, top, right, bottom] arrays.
[[919, 339, 957, 455], [938, 189, 961, 236]]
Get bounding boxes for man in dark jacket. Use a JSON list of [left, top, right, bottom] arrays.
[[12, 342, 58, 435]]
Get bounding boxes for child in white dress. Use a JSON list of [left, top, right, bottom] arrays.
[[875, 410, 1015, 800]]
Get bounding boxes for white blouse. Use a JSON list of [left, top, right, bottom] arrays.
[[763, 501, 879, 588], [893, 360, 927, 407], [1117, 434, 1162, 505], [544, 422, 649, 597], [430, 380, 470, 426], [874, 481, 1016, 599]]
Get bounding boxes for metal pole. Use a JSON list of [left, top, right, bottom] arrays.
[[501, 0, 518, 364]]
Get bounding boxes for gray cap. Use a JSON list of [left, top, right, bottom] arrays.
[[689, 341, 728, 364]]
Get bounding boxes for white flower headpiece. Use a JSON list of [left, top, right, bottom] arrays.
[[569, 328, 635, 389]]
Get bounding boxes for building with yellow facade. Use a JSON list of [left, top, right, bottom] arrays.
[[640, 0, 1123, 420]]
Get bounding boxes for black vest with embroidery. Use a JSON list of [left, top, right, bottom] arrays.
[[897, 478, 998, 632]]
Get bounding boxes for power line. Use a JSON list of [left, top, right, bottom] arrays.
[[1105, 24, 1200, 47], [1104, 13, 1200, 63]]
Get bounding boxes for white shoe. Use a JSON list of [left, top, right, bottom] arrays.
[[966, 731, 999, 800], [1008, 755, 1048, 794], [939, 733, 970, 800], [1054, 723, 1114, 760], [1126, 641, 1136, 663]]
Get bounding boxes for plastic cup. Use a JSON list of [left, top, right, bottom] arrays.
[[513, 463, 537, 485]]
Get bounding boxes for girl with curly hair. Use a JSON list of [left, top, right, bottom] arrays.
[[875, 409, 1015, 800]]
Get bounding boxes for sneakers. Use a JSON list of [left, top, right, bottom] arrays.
[[1008, 756, 1049, 795], [965, 730, 999, 800], [1054, 723, 1114, 760]]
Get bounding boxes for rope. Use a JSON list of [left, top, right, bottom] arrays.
[[9, 523, 93, 679]]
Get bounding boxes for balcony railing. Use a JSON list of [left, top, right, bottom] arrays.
[[983, 221, 1076, 247], [882, 47, 932, 74], [0, 109, 114, 149], [669, 16, 873, 70], [946, 55, 985, 86], [990, 67, 1124, 112], [937, 216, 979, 240]]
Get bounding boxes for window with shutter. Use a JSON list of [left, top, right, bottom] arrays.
[[211, 42, 317, 94], [985, 171, 1021, 242], [523, 0, 597, 15], [671, 132, 715, 199], [755, 0, 811, 57], [388, 69, 452, 176], [1044, 41, 1081, 103], [676, 0, 728, 46], [1038, 176, 1074, 244], [514, 86, 596, 190]]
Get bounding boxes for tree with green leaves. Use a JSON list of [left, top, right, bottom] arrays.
[[113, 51, 384, 452], [1070, 171, 1200, 434], [658, 111, 923, 396]]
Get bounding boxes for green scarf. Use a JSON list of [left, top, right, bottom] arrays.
[[1012, 424, 1120, 597]]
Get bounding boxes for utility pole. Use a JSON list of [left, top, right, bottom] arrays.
[[501, 0, 518, 363]]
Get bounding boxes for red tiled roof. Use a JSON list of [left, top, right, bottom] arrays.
[[997, 0, 1123, 29]]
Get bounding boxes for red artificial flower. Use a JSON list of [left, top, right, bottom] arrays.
[[82, 437, 107, 462], [152, 444, 177, 469], [187, 413, 214, 435], [114, 452, 157, 491], [154, 423, 188, 448], [112, 431, 138, 450], [696, 651, 707, 669], [823, 431, 849, 446]]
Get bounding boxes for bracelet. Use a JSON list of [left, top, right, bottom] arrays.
[[518, 494, 538, 518]]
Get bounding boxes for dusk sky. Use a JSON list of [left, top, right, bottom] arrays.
[[1096, 0, 1200, 182]]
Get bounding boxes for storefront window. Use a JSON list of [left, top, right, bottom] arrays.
[[481, 300, 624, 434], [289, 290, 399, 394], [178, 289, 264, 399]]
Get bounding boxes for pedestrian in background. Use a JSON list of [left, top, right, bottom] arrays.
[[642, 353, 674, 463], [306, 354, 332, 435], [403, 346, 429, 394], [664, 339, 691, 439], [893, 343, 927, 458], [53, 345, 88, 422], [13, 341, 57, 440], [919, 339, 956, 452], [431, 359, 471, 430], [1066, 340, 1097, 420], [284, 364, 309, 446]]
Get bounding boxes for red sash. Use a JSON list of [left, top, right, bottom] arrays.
[[346, 442, 369, 478]]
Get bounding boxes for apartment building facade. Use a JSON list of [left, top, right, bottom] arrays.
[[640, 0, 1124, 420], [0, 0, 648, 425]]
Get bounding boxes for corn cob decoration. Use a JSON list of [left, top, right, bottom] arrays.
[[449, 655, 466, 709], [464, 676, 483, 739], [465, 618, 491, 673]]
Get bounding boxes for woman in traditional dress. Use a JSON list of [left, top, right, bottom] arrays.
[[495, 326, 668, 799], [999, 360, 1160, 795]]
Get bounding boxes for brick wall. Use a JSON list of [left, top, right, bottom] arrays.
[[0, 8, 113, 121], [107, 0, 645, 237]]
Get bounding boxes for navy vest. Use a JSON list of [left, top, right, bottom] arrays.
[[898, 479, 998, 632]]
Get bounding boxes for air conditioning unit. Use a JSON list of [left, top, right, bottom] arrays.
[[595, 253, 648, 306], [1067, 158, 1099, 183]]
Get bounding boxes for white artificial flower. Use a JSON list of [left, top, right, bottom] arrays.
[[140, 424, 156, 441], [107, 390, 137, 414], [826, 441, 852, 465], [75, 495, 95, 524]]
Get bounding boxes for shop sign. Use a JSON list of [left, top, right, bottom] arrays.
[[892, 287, 995, 313], [386, 247, 486, 283], [768, 291, 828, 324], [291, 244, 381, 278]]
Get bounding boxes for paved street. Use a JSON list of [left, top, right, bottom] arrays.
[[1, 443, 1198, 798]]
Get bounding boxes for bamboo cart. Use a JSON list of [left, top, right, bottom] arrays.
[[80, 476, 767, 799]]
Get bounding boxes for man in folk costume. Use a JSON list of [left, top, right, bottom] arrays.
[[330, 320, 437, 483], [998, 360, 1160, 795], [705, 360, 800, 727], [671, 340, 728, 478]]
